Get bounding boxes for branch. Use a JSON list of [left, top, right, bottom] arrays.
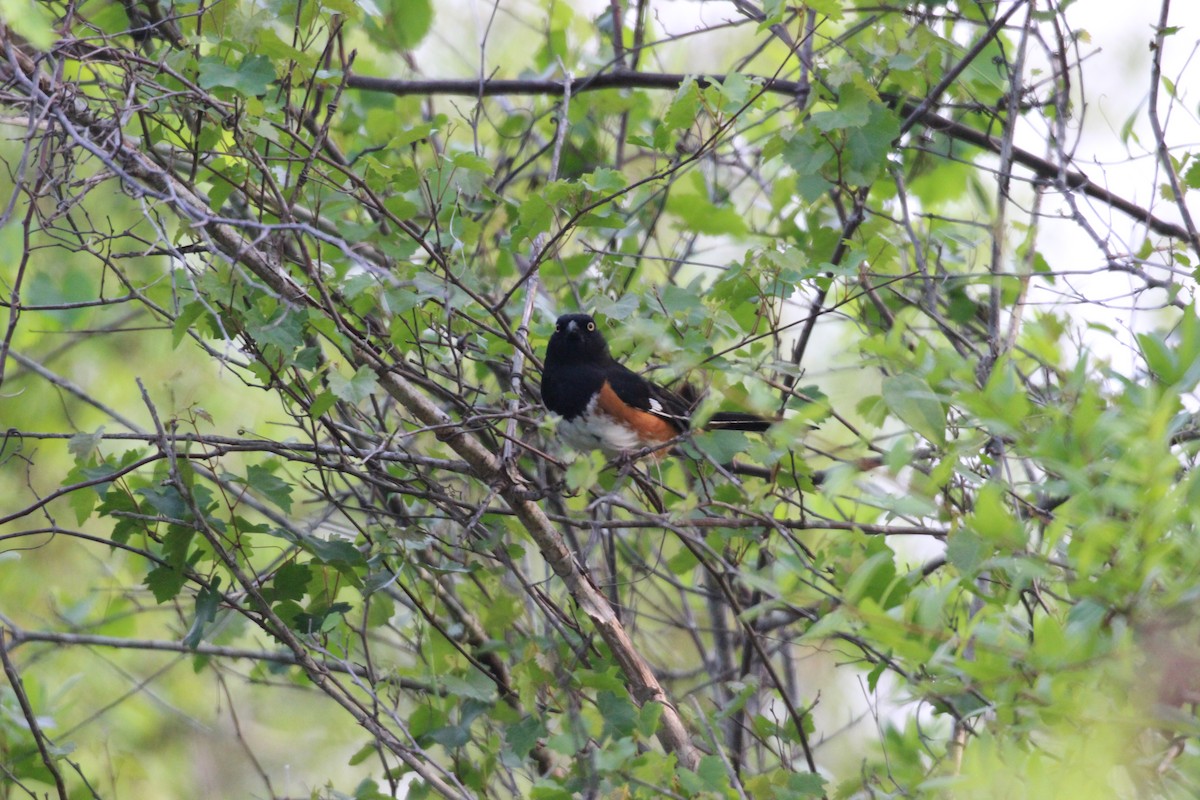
[[0, 31, 701, 773], [1148, 0, 1200, 257], [364, 359, 701, 769], [0, 629, 69, 800], [346, 70, 1193, 242], [5, 627, 441, 692]]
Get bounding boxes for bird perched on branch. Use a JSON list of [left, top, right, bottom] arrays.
[[540, 313, 772, 457]]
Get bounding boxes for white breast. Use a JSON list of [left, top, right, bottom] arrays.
[[557, 394, 644, 454]]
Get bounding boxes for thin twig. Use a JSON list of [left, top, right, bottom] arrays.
[[0, 629, 70, 800]]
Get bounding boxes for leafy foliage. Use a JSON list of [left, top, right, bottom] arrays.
[[1, 1, 1199, 798]]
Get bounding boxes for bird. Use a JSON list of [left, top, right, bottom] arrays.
[[540, 313, 772, 457]]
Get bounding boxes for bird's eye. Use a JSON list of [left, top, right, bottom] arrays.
[[555, 323, 561, 332], [586, 322, 595, 331]]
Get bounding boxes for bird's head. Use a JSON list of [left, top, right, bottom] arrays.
[[546, 313, 610, 364]]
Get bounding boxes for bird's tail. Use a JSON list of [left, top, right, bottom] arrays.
[[704, 412, 773, 432]]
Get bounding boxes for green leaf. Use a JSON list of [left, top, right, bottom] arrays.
[[64, 466, 97, 524], [968, 483, 1025, 549], [245, 463, 294, 513], [351, 778, 391, 800], [197, 55, 276, 96], [371, 0, 434, 50], [0, 0, 56, 50], [67, 427, 104, 461], [666, 173, 748, 235], [348, 741, 375, 767], [450, 151, 493, 175], [665, 547, 699, 575], [329, 366, 378, 403], [183, 576, 222, 649], [808, 82, 872, 132], [244, 303, 305, 352], [637, 701, 663, 737], [266, 562, 312, 603], [299, 535, 365, 568], [695, 755, 729, 791], [172, 302, 208, 348], [389, 122, 436, 150], [136, 485, 190, 520], [784, 771, 828, 797], [309, 391, 337, 418], [505, 716, 546, 760], [693, 430, 749, 463], [597, 690, 637, 739], [844, 549, 900, 607], [716, 72, 754, 112], [881, 373, 946, 446], [581, 168, 626, 193], [680, 755, 729, 794], [145, 566, 187, 603], [845, 102, 901, 183], [665, 79, 701, 129], [292, 601, 354, 634], [442, 672, 498, 703], [563, 450, 604, 491], [946, 529, 987, 575], [1184, 158, 1200, 191]]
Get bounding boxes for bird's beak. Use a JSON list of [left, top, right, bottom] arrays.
[[566, 319, 578, 333]]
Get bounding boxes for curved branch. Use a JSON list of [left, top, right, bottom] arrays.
[[347, 70, 1192, 242], [0, 31, 701, 773]]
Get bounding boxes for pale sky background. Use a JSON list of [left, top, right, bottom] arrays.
[[1036, 2, 1200, 362]]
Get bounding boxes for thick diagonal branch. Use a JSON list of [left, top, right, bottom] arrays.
[[0, 30, 700, 773]]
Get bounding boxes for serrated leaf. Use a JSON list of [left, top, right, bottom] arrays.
[[292, 601, 353, 634], [581, 168, 625, 192], [785, 771, 828, 797], [844, 550, 899, 606], [637, 701, 664, 736], [505, 716, 546, 760], [198, 55, 276, 96], [245, 463, 293, 513], [695, 755, 728, 791], [693, 430, 748, 463], [145, 566, 187, 603], [328, 366, 378, 403], [376, 0, 433, 50], [309, 391, 337, 418], [450, 151, 493, 174], [882, 373, 946, 446], [717, 73, 753, 111], [946, 529, 986, 574], [67, 427, 105, 460], [1184, 159, 1200, 191], [301, 535, 365, 567], [172, 301, 207, 348], [665, 80, 700, 129], [598, 690, 638, 739], [441, 673, 498, 703], [267, 562, 312, 603], [183, 576, 222, 649], [136, 485, 189, 520], [348, 742, 376, 767]]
